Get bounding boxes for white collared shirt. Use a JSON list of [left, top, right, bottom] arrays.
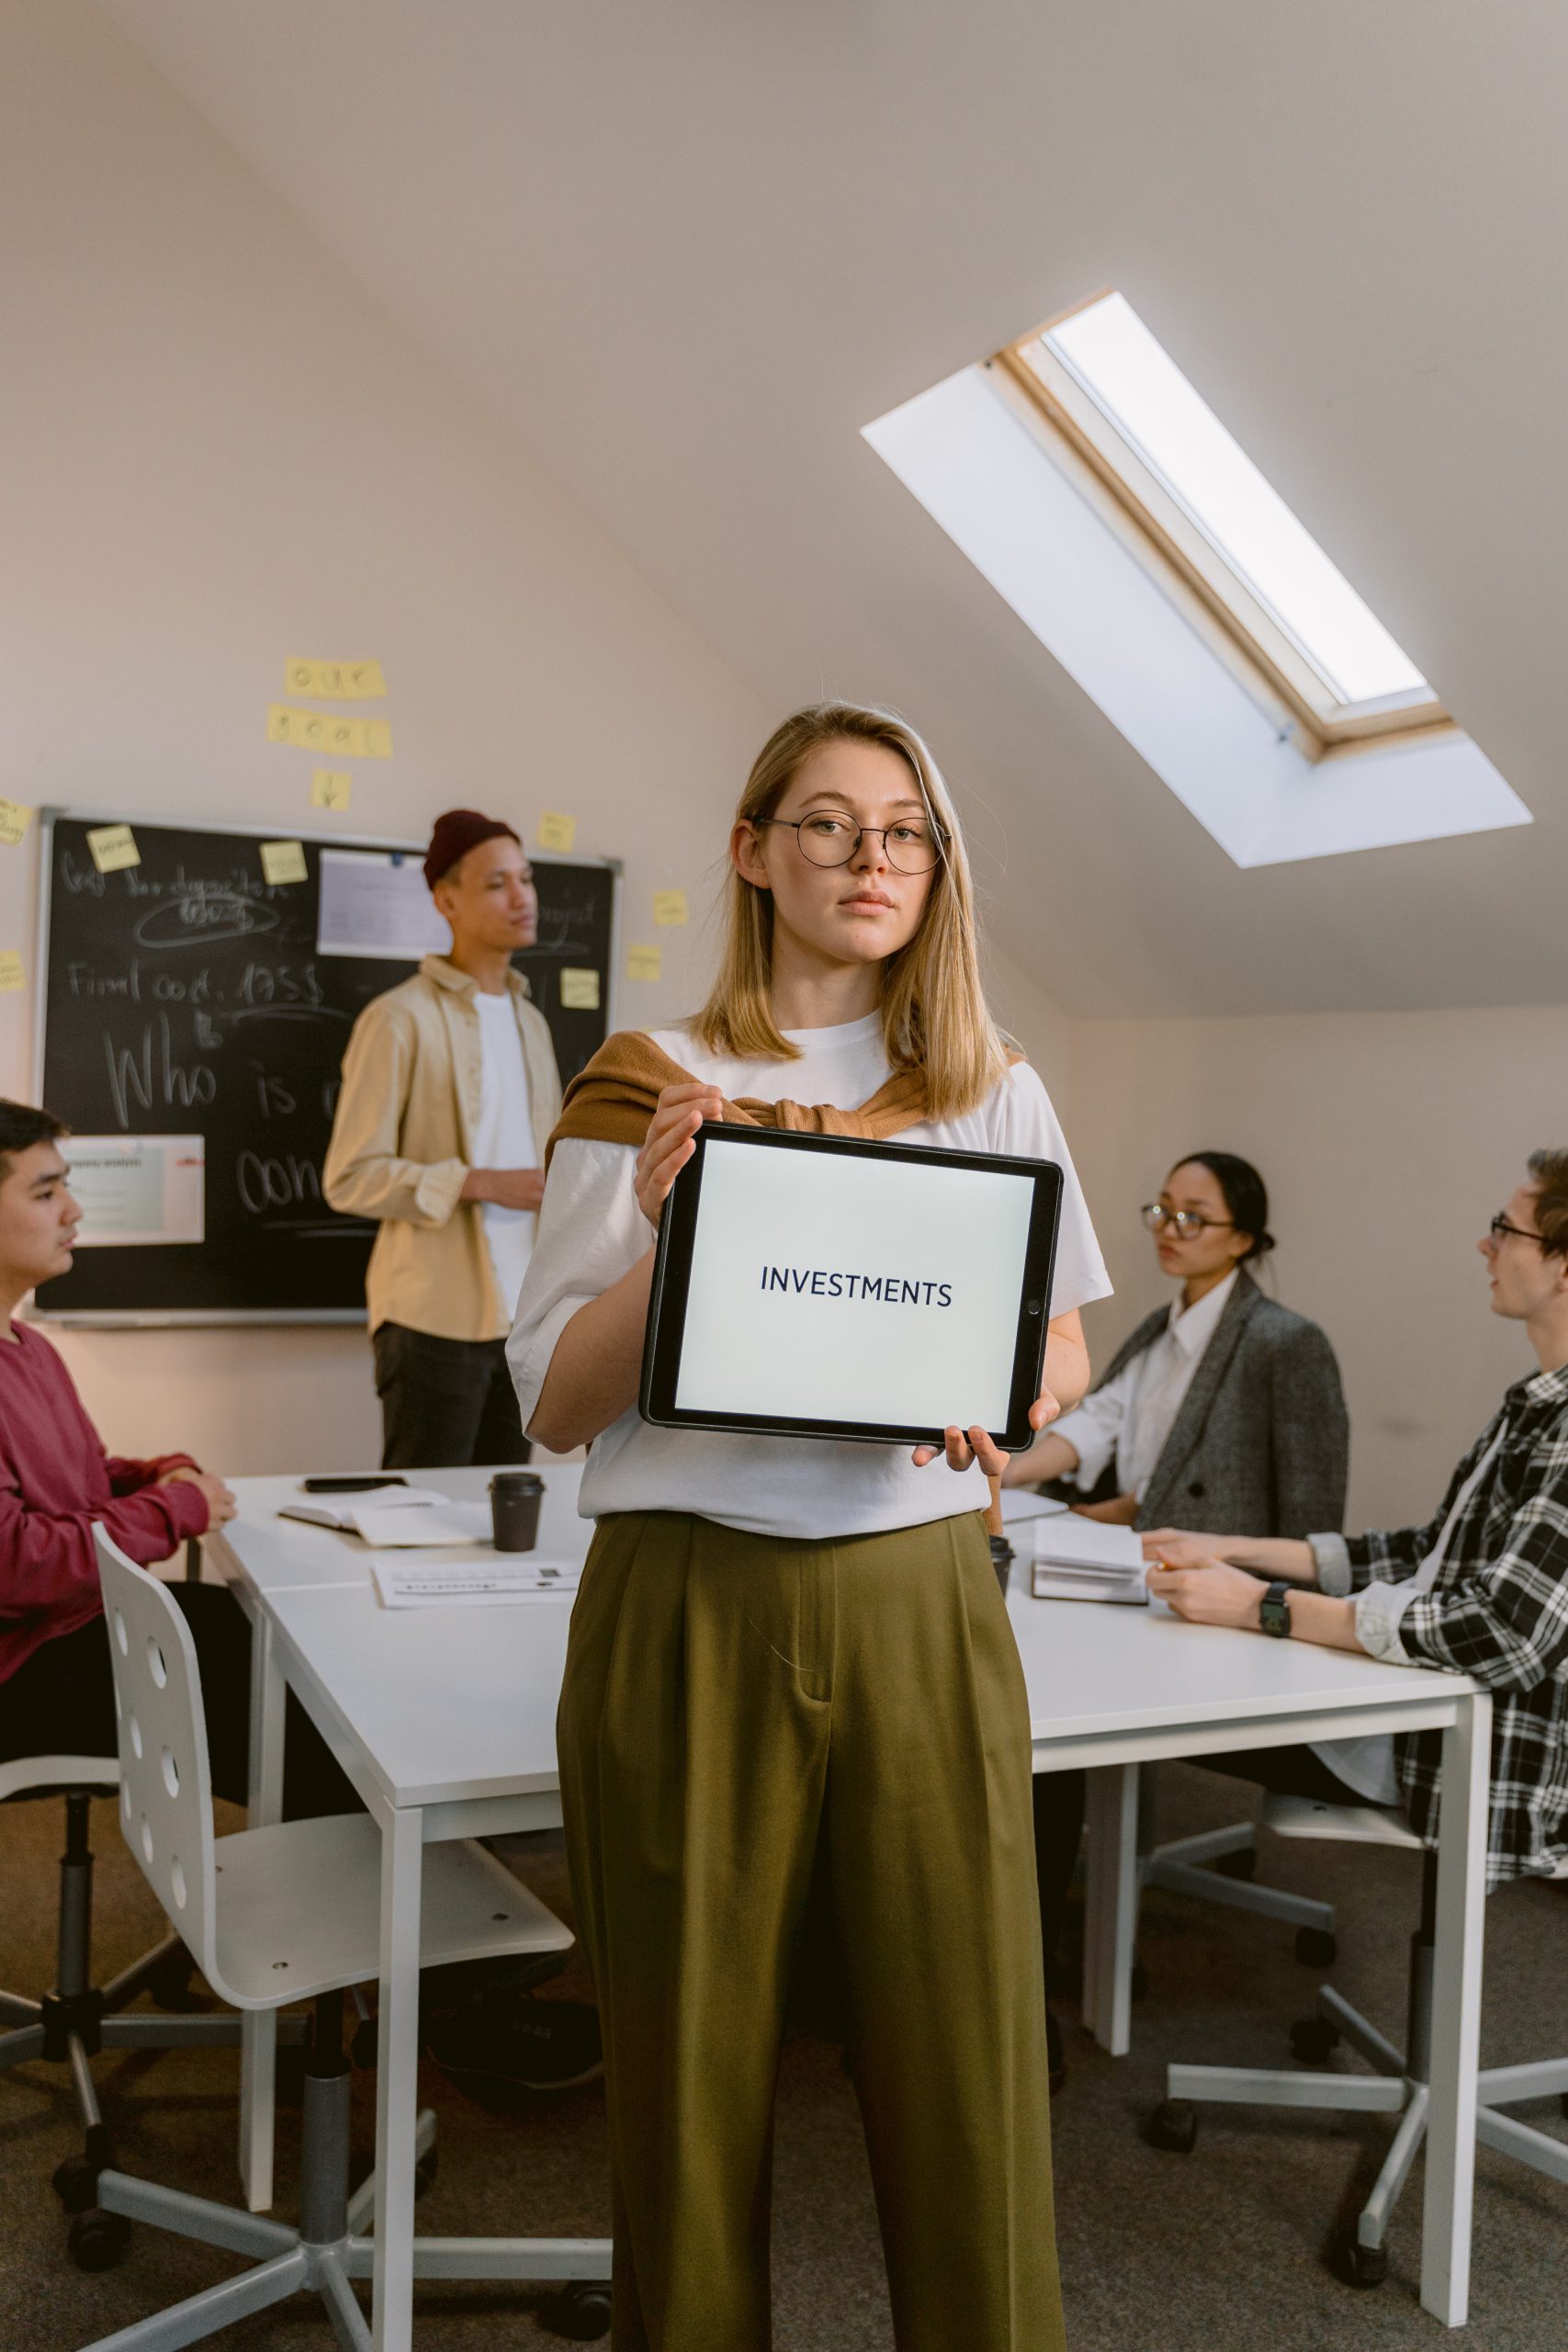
[[1052, 1269, 1239, 1503]]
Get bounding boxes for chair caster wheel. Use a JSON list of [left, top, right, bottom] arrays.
[[1145, 2099, 1198, 2154], [1130, 1962, 1149, 2003], [1214, 1848, 1257, 1881], [415, 2149, 439, 2199], [53, 2154, 105, 2213], [352, 2017, 378, 2069], [1341, 2237, 1389, 2288], [1295, 1927, 1337, 1967], [69, 2210, 131, 2272], [1289, 2017, 1342, 2065], [148, 1950, 199, 2009], [542, 2280, 612, 2339]]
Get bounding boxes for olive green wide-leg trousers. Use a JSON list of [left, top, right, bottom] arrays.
[[558, 1508, 1064, 2352]]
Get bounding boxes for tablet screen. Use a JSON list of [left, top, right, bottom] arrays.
[[656, 1127, 1053, 1440]]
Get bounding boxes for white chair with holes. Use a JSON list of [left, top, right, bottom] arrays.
[[83, 1527, 612, 2351], [1145, 1791, 1568, 2288]]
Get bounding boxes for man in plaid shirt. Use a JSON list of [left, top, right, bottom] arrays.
[[1144, 1148, 1568, 1890]]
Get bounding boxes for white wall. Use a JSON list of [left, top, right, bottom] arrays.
[[1066, 1005, 1568, 1528], [0, 0, 768, 1470]]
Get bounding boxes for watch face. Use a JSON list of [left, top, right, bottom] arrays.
[[1261, 1588, 1291, 1636]]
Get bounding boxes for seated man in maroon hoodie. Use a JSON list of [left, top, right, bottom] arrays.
[[0, 1101, 348, 1815]]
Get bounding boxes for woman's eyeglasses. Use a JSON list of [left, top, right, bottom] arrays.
[[757, 809, 946, 875], [1141, 1204, 1235, 1239], [1488, 1213, 1542, 1247]]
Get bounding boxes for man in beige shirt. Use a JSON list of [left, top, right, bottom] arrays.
[[324, 809, 562, 1469]]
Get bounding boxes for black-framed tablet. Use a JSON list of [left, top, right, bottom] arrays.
[[638, 1124, 1064, 1450]]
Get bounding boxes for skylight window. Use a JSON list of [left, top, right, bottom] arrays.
[[1003, 292, 1449, 754]]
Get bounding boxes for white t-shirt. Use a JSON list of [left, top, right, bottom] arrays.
[[1052, 1270, 1237, 1503], [508, 1014, 1112, 1540], [472, 990, 537, 1320]]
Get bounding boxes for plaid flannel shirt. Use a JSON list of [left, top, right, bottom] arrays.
[[1311, 1361, 1568, 1889]]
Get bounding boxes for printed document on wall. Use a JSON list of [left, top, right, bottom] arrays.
[[317, 850, 452, 960], [66, 1136, 206, 1246]]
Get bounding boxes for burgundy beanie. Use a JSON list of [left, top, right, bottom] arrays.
[[423, 808, 522, 891]]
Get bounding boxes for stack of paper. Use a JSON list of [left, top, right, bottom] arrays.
[[369, 1556, 583, 1611], [1032, 1515, 1148, 1607]]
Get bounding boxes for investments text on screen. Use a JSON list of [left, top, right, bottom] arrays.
[[759, 1265, 953, 1306]]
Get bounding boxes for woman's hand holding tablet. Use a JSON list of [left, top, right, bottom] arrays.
[[636, 1082, 725, 1231]]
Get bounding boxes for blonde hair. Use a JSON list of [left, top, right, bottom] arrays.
[[692, 702, 1009, 1121]]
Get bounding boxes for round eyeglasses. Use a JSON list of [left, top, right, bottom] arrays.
[[1141, 1204, 1235, 1240], [757, 809, 946, 875]]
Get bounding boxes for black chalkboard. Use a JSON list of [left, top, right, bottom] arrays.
[[33, 812, 617, 1322]]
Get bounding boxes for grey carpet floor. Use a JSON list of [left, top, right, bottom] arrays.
[[3, 1766, 1566, 2351]]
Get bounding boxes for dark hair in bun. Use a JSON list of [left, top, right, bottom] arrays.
[[1171, 1151, 1275, 1262]]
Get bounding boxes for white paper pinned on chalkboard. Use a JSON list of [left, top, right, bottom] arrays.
[[65, 1136, 206, 1246], [316, 849, 451, 960]]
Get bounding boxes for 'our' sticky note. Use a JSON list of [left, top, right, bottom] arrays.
[[259, 840, 310, 887], [0, 950, 24, 993], [560, 967, 601, 1011], [311, 769, 353, 812], [537, 811, 577, 854], [652, 888, 688, 927], [87, 824, 140, 874], [286, 658, 386, 699], [0, 799, 33, 848], [626, 943, 662, 982]]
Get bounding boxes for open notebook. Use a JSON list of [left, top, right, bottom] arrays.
[[1032, 1514, 1148, 1606]]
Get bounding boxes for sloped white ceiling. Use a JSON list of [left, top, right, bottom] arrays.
[[96, 0, 1568, 1017]]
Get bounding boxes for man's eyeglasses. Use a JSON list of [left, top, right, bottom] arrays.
[[757, 809, 946, 875], [1488, 1213, 1542, 1247], [1141, 1204, 1235, 1240]]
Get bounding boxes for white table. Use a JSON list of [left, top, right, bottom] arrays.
[[1007, 1585, 1488, 2328], [214, 1483, 1489, 2337], [209, 1467, 600, 2352]]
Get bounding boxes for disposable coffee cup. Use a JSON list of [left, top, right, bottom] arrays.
[[490, 1471, 544, 1553], [988, 1532, 1015, 1600]]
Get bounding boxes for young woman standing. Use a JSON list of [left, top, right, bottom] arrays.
[[511, 703, 1110, 2351]]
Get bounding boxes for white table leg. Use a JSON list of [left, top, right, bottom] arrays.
[[372, 1801, 424, 2352], [240, 1610, 287, 2212], [1421, 1689, 1490, 2327], [1083, 1762, 1140, 2055]]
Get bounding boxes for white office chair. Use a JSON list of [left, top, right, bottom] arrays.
[[1146, 1792, 1568, 2286], [0, 1747, 248, 2270], [1141, 1788, 1337, 1965], [82, 1529, 612, 2349]]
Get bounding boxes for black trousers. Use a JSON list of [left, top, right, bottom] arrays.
[[1032, 1746, 1370, 1977], [373, 1321, 533, 1471], [0, 1586, 358, 1821]]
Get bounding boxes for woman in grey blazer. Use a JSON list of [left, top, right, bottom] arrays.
[[1009, 1151, 1349, 2083], [1006, 1152, 1348, 1536]]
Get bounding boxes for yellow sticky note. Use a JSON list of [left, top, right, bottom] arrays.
[[652, 888, 688, 928], [537, 810, 577, 854], [87, 824, 140, 874], [358, 718, 393, 759], [310, 769, 353, 812], [0, 798, 34, 848], [0, 949, 24, 993], [286, 658, 386, 699], [322, 715, 360, 758], [560, 967, 601, 1011], [259, 840, 309, 887], [626, 943, 662, 982]]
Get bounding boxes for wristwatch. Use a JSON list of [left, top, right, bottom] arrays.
[[1258, 1580, 1292, 1638]]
